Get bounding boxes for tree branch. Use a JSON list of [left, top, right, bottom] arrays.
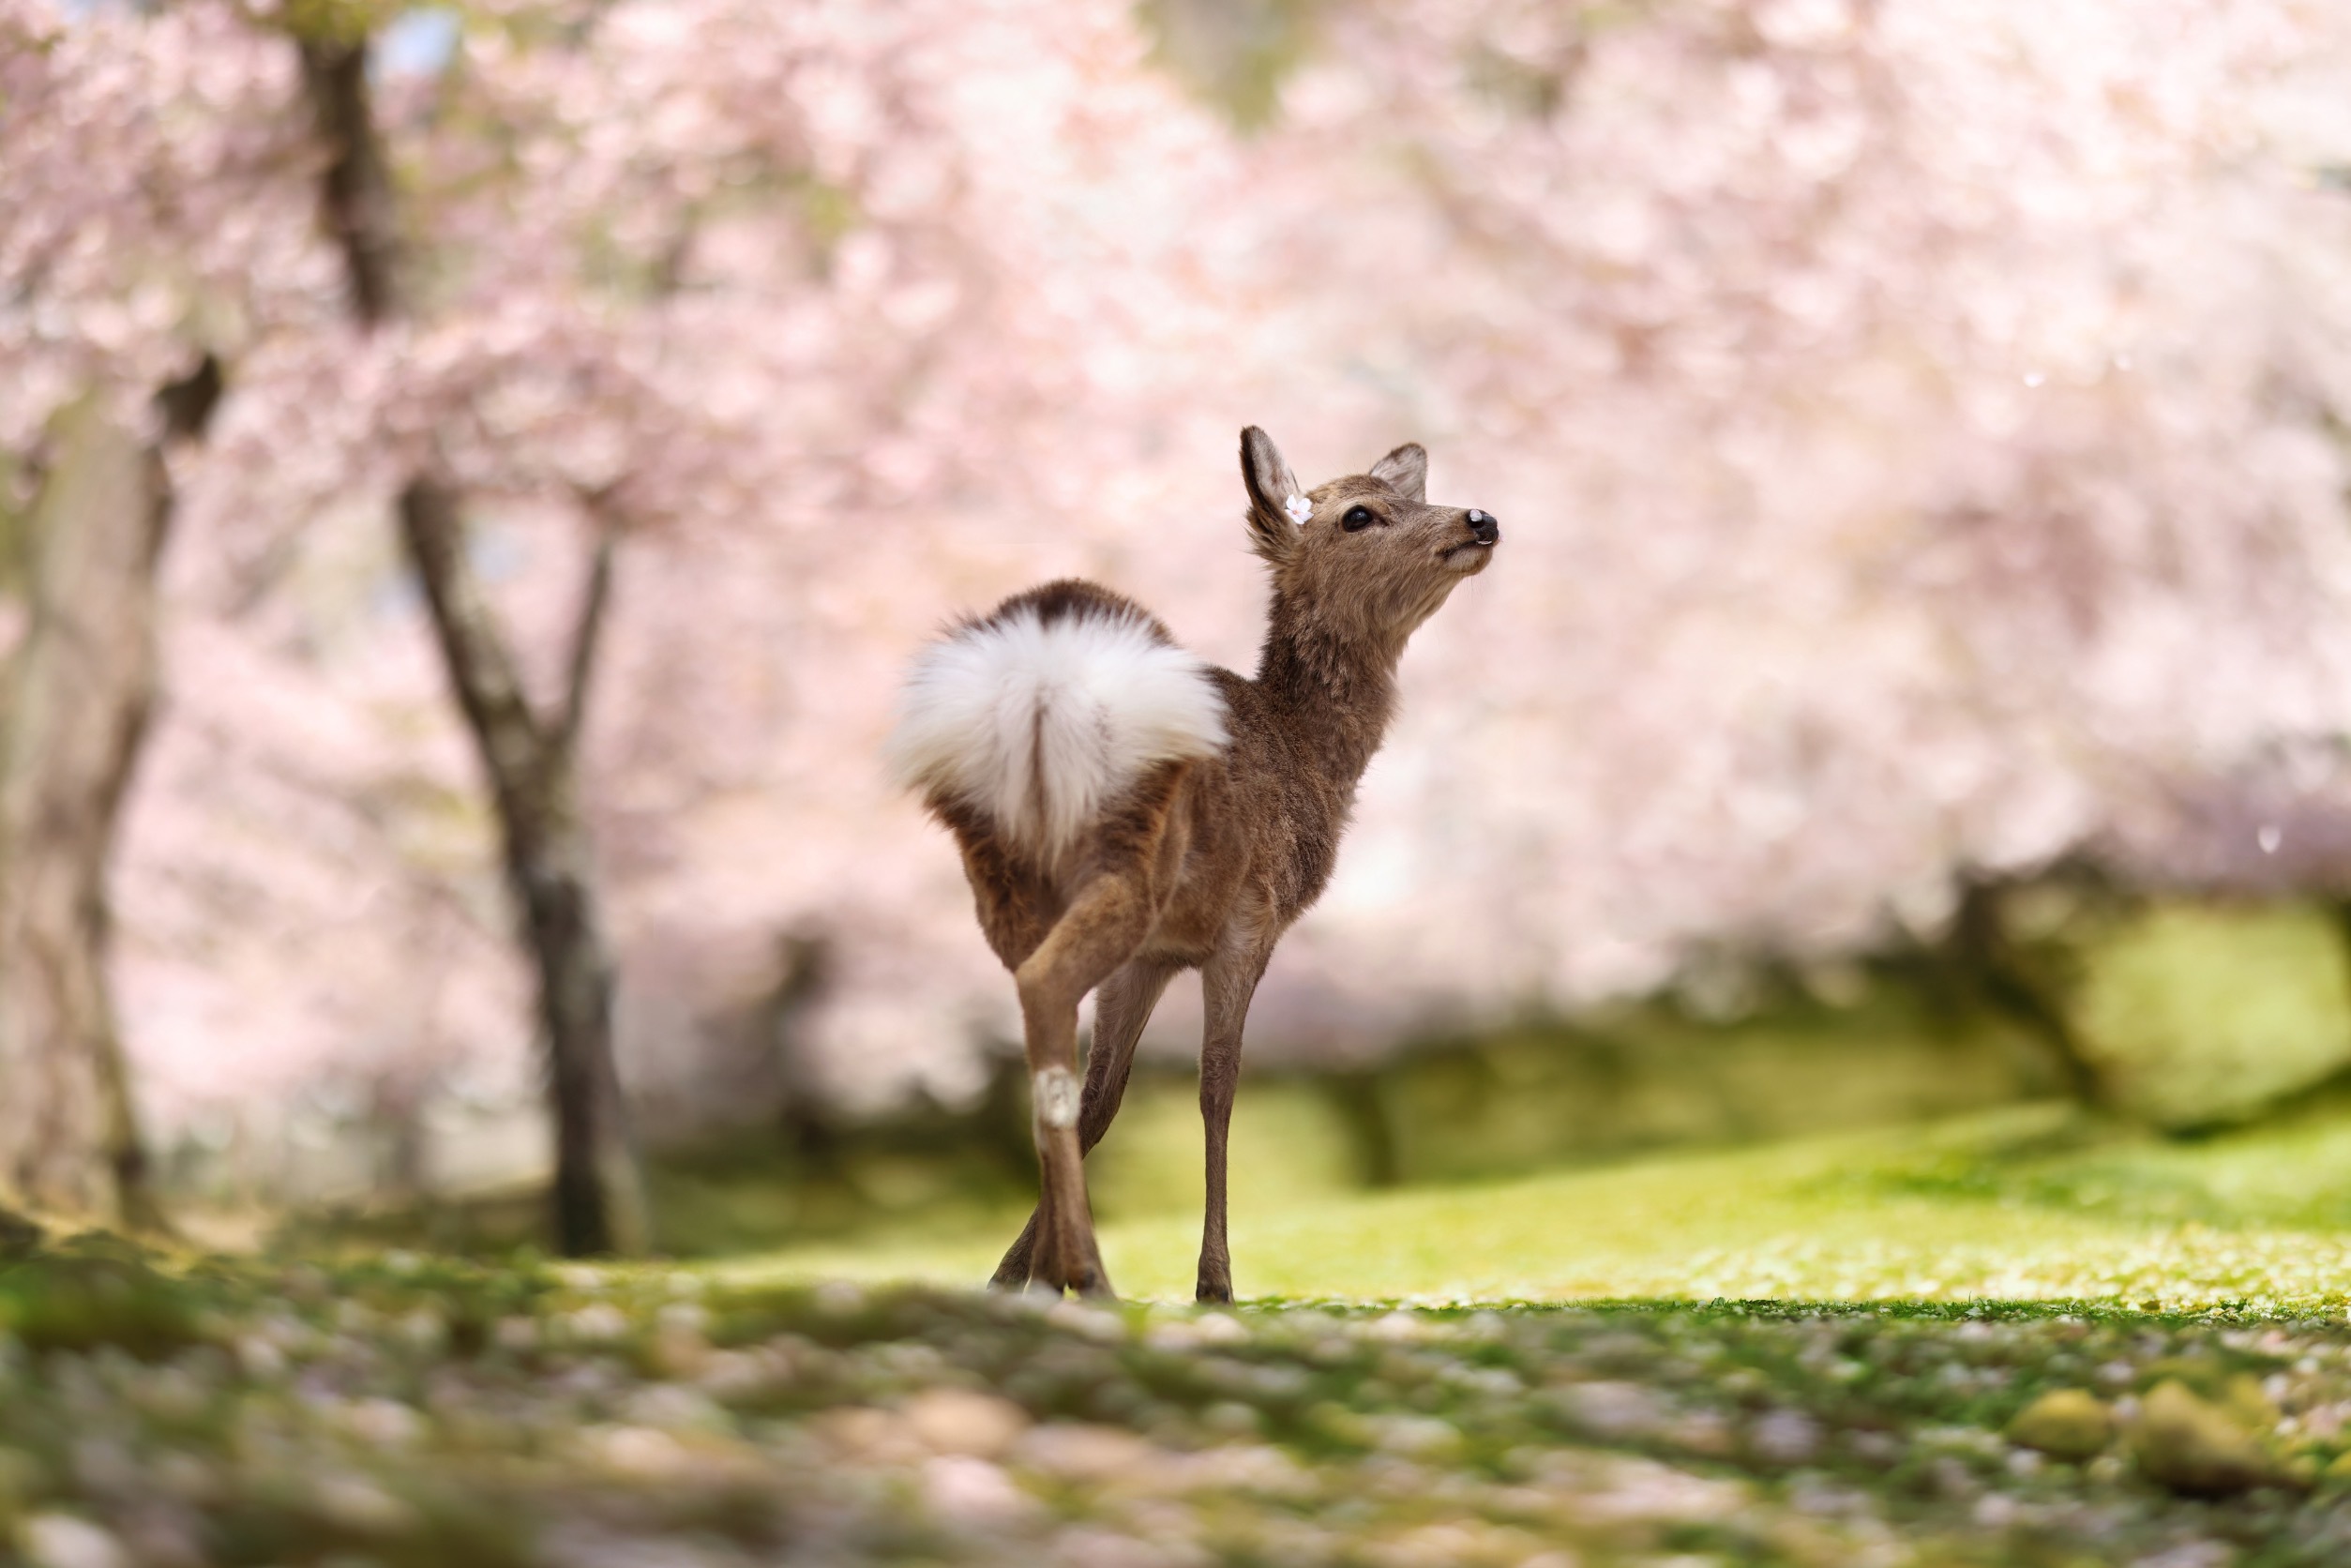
[[297, 38, 404, 325], [398, 478, 549, 789], [557, 504, 618, 758]]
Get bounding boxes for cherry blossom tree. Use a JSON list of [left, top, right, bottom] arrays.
[[103, 0, 1245, 1215], [0, 0, 318, 1227], [1213, 0, 2351, 1038]]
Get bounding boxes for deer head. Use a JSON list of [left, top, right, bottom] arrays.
[[1238, 426, 1499, 656]]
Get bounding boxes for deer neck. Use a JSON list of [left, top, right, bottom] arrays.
[[1253, 595, 1402, 787]]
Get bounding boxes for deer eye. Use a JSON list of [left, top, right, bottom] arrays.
[[1342, 505, 1376, 532]]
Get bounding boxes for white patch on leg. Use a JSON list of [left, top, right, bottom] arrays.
[[1032, 1067, 1080, 1129]]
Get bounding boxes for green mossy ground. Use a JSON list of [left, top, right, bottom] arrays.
[[15, 1105, 2351, 1565], [734, 1099, 2351, 1306]]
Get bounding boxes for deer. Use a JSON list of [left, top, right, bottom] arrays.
[[886, 428, 1500, 1300]]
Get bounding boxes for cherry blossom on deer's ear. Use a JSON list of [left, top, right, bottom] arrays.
[[1368, 443, 1427, 503], [1238, 426, 1304, 565]]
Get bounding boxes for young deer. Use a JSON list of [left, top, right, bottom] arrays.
[[888, 429, 1499, 1299]]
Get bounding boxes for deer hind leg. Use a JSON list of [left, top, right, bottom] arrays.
[[1012, 874, 1158, 1298], [1196, 933, 1273, 1304], [991, 957, 1178, 1290]]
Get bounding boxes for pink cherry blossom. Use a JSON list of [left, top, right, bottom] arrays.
[[0, 0, 2345, 1196]]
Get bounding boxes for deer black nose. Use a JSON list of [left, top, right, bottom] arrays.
[[1467, 508, 1500, 545]]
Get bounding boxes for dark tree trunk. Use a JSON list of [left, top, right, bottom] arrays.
[[0, 359, 216, 1231], [1320, 1071, 1402, 1188], [398, 484, 647, 1255], [761, 931, 840, 1168], [1947, 877, 2110, 1109], [302, 37, 649, 1255], [298, 41, 400, 330]]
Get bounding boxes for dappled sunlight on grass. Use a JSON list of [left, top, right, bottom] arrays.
[[22, 1108, 2351, 1563]]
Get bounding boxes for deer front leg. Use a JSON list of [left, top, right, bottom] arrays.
[[992, 957, 1177, 1290], [1011, 876, 1154, 1298], [1196, 935, 1273, 1304]]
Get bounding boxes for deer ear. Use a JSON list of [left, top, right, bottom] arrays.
[[1368, 443, 1427, 502], [1239, 426, 1304, 565]]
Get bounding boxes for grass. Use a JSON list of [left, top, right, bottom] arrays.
[[18, 1102, 2351, 1564], [719, 1099, 2351, 1309]]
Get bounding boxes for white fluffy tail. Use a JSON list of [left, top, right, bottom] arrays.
[[887, 601, 1228, 859]]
